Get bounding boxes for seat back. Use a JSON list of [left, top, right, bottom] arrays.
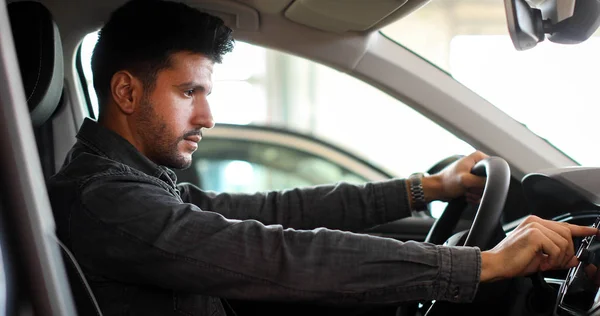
[[8, 2, 103, 315]]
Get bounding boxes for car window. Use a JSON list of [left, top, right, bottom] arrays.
[[381, 0, 600, 166], [79, 31, 474, 217], [175, 138, 369, 192]]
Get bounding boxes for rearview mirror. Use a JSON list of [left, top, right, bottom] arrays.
[[504, 0, 600, 51]]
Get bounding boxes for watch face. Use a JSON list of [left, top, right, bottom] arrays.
[[410, 172, 426, 179]]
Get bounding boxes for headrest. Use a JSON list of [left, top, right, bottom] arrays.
[[8, 1, 64, 127]]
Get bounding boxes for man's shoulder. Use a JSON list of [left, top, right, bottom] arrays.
[[48, 143, 150, 190]]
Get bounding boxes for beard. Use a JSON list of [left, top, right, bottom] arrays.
[[136, 99, 193, 170]]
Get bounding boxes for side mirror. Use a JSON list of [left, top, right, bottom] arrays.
[[504, 0, 600, 51]]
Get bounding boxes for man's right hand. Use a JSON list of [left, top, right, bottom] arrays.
[[480, 215, 598, 282]]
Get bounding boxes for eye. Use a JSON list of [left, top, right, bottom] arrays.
[[183, 89, 194, 97]]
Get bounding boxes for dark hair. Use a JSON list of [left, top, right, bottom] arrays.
[[91, 0, 234, 114]]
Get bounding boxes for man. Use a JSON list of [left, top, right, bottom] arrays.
[[47, 0, 597, 315]]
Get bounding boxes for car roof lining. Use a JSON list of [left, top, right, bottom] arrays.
[[235, 0, 431, 33], [19, 0, 430, 71], [18, 0, 378, 74]]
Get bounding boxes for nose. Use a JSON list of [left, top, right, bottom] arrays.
[[192, 97, 215, 129]]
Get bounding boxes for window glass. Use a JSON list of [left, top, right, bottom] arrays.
[[382, 1, 600, 165], [80, 32, 99, 116], [177, 139, 368, 192]]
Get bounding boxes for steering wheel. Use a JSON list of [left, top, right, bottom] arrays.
[[422, 157, 511, 316], [425, 156, 511, 248]]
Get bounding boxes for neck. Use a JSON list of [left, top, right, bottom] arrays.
[[98, 109, 146, 156]]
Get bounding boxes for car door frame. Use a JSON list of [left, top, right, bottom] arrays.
[[0, 0, 76, 314]]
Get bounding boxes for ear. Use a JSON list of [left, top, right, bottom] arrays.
[[109, 71, 144, 115]]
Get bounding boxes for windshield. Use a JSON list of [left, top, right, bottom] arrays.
[[382, 0, 600, 166]]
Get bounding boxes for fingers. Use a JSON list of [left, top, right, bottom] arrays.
[[494, 216, 599, 279], [466, 187, 484, 204], [467, 150, 489, 163], [529, 222, 573, 267], [566, 223, 599, 237], [528, 219, 575, 267], [566, 256, 579, 269], [435, 151, 489, 201], [518, 215, 598, 270], [462, 173, 486, 190], [458, 151, 488, 190], [526, 226, 561, 271]]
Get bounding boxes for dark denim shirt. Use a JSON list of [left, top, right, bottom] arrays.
[[48, 118, 481, 315]]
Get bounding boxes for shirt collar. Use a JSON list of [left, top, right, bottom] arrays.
[[76, 118, 177, 185]]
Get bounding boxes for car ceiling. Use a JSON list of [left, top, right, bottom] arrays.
[[33, 0, 431, 33], [243, 0, 431, 32], [9, 0, 430, 74]]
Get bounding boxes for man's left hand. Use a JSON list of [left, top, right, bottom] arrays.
[[422, 151, 489, 203]]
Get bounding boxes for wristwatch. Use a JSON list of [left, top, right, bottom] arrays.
[[408, 173, 428, 212]]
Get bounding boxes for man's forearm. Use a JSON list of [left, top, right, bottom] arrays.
[[178, 179, 412, 231]]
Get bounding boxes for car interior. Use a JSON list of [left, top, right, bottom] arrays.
[[1, 0, 600, 315]]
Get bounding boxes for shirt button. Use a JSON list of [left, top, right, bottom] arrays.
[[452, 286, 460, 299]]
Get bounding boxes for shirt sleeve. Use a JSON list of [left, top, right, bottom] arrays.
[[177, 179, 411, 231], [75, 174, 481, 305]]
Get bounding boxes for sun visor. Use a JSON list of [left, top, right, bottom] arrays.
[[284, 0, 410, 33]]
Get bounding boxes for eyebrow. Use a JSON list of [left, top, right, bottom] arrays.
[[175, 82, 204, 90], [174, 82, 212, 94]]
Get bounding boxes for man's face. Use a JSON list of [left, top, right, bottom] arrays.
[[135, 51, 214, 169]]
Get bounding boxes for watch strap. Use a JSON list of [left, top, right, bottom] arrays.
[[409, 173, 427, 212]]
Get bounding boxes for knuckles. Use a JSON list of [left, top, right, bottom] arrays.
[[521, 215, 541, 226], [524, 226, 542, 240]]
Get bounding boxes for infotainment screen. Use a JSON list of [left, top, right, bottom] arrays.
[[557, 217, 600, 315]]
